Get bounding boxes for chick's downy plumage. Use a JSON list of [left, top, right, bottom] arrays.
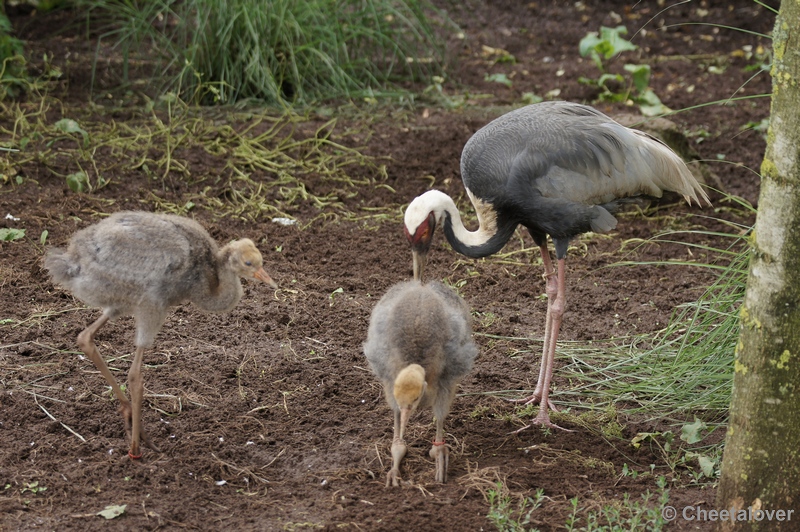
[[364, 280, 477, 486]]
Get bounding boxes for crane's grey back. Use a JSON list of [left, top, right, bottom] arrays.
[[460, 101, 708, 208]]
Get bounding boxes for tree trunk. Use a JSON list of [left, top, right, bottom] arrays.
[[716, 2, 800, 530]]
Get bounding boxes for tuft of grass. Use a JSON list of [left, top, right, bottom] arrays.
[[74, 0, 452, 105], [543, 193, 755, 429], [565, 476, 670, 532], [487, 483, 544, 532]]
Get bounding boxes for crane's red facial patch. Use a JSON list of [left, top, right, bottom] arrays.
[[405, 214, 435, 249], [403, 225, 414, 244]]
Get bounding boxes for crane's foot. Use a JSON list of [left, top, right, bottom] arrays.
[[386, 468, 402, 487], [429, 441, 449, 484], [507, 390, 559, 412], [386, 439, 407, 487], [120, 403, 162, 458], [511, 409, 574, 434]]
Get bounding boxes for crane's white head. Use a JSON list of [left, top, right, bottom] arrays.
[[404, 190, 450, 281], [393, 363, 427, 440], [225, 239, 278, 288]]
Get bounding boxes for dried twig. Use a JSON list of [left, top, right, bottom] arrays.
[[33, 393, 86, 443]]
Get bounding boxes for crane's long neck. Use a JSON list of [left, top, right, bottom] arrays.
[[193, 248, 244, 313], [439, 190, 518, 259]]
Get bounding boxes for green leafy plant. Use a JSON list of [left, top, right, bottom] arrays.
[[0, 10, 28, 98], [53, 118, 89, 148], [328, 287, 344, 307], [578, 25, 668, 115], [97, 504, 127, 519], [485, 72, 513, 88], [565, 477, 669, 531], [487, 483, 544, 532], [579, 25, 637, 71], [66, 171, 90, 193], [0, 227, 25, 241], [21, 481, 47, 495]]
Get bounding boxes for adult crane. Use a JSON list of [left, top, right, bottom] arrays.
[[403, 101, 709, 431]]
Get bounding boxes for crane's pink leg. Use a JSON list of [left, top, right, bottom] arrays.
[[387, 409, 407, 487], [78, 315, 130, 406], [127, 346, 144, 458], [429, 417, 449, 483], [513, 256, 574, 433], [77, 315, 160, 458], [126, 345, 161, 459], [529, 258, 573, 431], [510, 244, 558, 411]]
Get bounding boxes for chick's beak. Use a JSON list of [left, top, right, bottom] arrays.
[[254, 267, 278, 289]]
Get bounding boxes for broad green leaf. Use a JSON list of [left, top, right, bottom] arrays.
[[484, 73, 513, 88], [66, 171, 90, 193], [637, 89, 670, 117], [680, 418, 708, 444], [0, 228, 25, 241], [521, 92, 543, 105], [54, 118, 89, 146], [599, 25, 638, 56], [578, 33, 603, 58], [624, 63, 651, 94], [631, 432, 659, 449], [697, 454, 716, 477], [597, 73, 624, 88]]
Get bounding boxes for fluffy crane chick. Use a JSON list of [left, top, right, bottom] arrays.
[[364, 280, 478, 486], [45, 211, 278, 459]]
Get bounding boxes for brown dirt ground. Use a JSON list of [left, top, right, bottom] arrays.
[[1, 1, 776, 530]]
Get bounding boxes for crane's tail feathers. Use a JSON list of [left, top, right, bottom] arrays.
[[589, 206, 617, 233], [635, 130, 711, 208]]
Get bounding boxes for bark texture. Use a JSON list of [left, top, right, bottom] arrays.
[[716, 2, 800, 530]]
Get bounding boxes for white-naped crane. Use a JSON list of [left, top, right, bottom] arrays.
[[404, 101, 709, 432], [364, 280, 478, 486], [45, 211, 278, 459]]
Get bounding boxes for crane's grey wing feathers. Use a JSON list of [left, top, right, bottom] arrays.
[[461, 101, 709, 211]]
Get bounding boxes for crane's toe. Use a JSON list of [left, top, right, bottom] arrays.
[[119, 403, 162, 457], [387, 440, 407, 487], [138, 429, 162, 453], [386, 468, 402, 487], [511, 408, 574, 434], [429, 443, 449, 483], [508, 392, 559, 412]]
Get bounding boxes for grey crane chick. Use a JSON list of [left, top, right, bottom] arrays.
[[45, 211, 278, 459], [364, 280, 478, 486]]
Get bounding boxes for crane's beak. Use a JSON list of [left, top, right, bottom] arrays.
[[254, 267, 279, 289], [412, 249, 426, 282], [406, 212, 436, 282]]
